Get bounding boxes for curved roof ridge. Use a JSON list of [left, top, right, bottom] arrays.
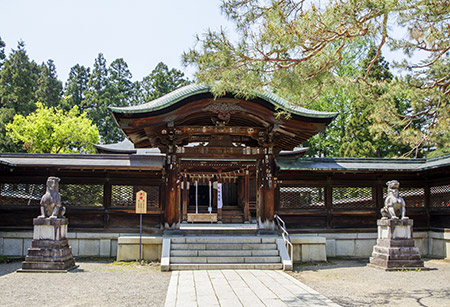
[[110, 83, 337, 119]]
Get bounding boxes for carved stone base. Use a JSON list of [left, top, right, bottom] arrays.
[[369, 219, 426, 270], [18, 218, 77, 273]]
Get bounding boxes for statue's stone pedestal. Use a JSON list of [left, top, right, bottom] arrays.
[[369, 218, 426, 270], [18, 218, 77, 272]]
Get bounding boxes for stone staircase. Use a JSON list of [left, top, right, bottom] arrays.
[[164, 236, 286, 270]]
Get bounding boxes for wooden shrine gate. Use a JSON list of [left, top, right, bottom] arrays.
[[162, 146, 278, 227], [110, 84, 336, 229]]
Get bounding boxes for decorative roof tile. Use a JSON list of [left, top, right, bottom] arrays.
[[110, 83, 337, 119]]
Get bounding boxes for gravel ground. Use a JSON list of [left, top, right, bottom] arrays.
[[290, 258, 450, 307], [0, 259, 171, 307], [1, 258, 449, 307]]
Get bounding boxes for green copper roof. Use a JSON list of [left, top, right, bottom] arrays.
[[110, 83, 337, 119], [276, 154, 450, 172]]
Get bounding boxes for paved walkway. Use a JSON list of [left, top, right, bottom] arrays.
[[164, 270, 340, 307]]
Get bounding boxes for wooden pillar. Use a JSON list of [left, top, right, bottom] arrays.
[[182, 171, 188, 222], [257, 152, 275, 229], [263, 154, 275, 227], [376, 177, 384, 218], [103, 180, 111, 228], [213, 180, 218, 213], [256, 159, 264, 224], [176, 179, 181, 224], [325, 176, 332, 229], [424, 179, 431, 229], [244, 169, 250, 222], [165, 154, 179, 228], [238, 176, 244, 208]]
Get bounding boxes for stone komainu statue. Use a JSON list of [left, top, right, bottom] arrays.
[[381, 180, 407, 219], [38, 177, 66, 219]]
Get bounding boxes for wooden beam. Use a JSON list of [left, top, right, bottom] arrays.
[[176, 146, 264, 159]]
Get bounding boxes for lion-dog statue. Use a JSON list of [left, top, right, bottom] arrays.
[[381, 180, 407, 219], [38, 177, 66, 219]]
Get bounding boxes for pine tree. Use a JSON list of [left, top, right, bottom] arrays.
[[63, 64, 90, 111], [0, 36, 5, 68], [0, 41, 40, 152], [0, 41, 39, 114], [35, 59, 63, 108], [83, 54, 128, 144], [138, 62, 191, 103], [184, 0, 450, 157], [108, 58, 133, 108]]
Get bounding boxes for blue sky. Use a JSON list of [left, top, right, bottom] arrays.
[[0, 0, 234, 82]]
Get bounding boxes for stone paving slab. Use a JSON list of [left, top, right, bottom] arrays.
[[164, 269, 340, 307]]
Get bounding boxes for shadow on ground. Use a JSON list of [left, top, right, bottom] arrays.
[[293, 257, 368, 272], [331, 288, 450, 307], [0, 260, 22, 277]]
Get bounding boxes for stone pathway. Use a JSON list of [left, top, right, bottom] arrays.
[[164, 270, 340, 307]]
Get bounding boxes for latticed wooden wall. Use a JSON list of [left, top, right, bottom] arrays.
[[0, 183, 45, 206], [0, 182, 160, 209], [430, 184, 450, 208], [279, 186, 325, 209], [278, 184, 437, 210], [383, 187, 425, 208], [111, 185, 160, 209], [332, 187, 376, 209], [279, 185, 377, 209]]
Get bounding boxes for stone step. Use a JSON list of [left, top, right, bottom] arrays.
[[170, 249, 279, 257], [26, 247, 73, 257], [373, 246, 421, 255], [21, 259, 76, 271], [170, 256, 281, 264], [376, 239, 415, 247], [371, 252, 422, 261], [370, 257, 424, 268], [31, 239, 70, 249], [170, 263, 283, 270], [25, 254, 75, 262], [171, 237, 275, 244], [171, 243, 277, 250], [180, 229, 258, 236]]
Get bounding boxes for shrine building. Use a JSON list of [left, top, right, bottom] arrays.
[[1, 83, 449, 261]]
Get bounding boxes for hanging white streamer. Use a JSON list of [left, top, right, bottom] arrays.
[[217, 183, 223, 209]]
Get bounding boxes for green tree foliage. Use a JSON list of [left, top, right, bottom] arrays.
[[34, 59, 63, 108], [83, 53, 123, 144], [337, 46, 408, 157], [135, 62, 192, 103], [0, 41, 40, 152], [108, 58, 133, 108], [63, 64, 91, 111], [6, 102, 99, 153], [184, 0, 450, 157], [0, 108, 19, 153], [0, 36, 5, 68], [0, 41, 39, 114]]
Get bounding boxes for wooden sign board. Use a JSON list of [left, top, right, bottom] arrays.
[[136, 190, 147, 214]]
